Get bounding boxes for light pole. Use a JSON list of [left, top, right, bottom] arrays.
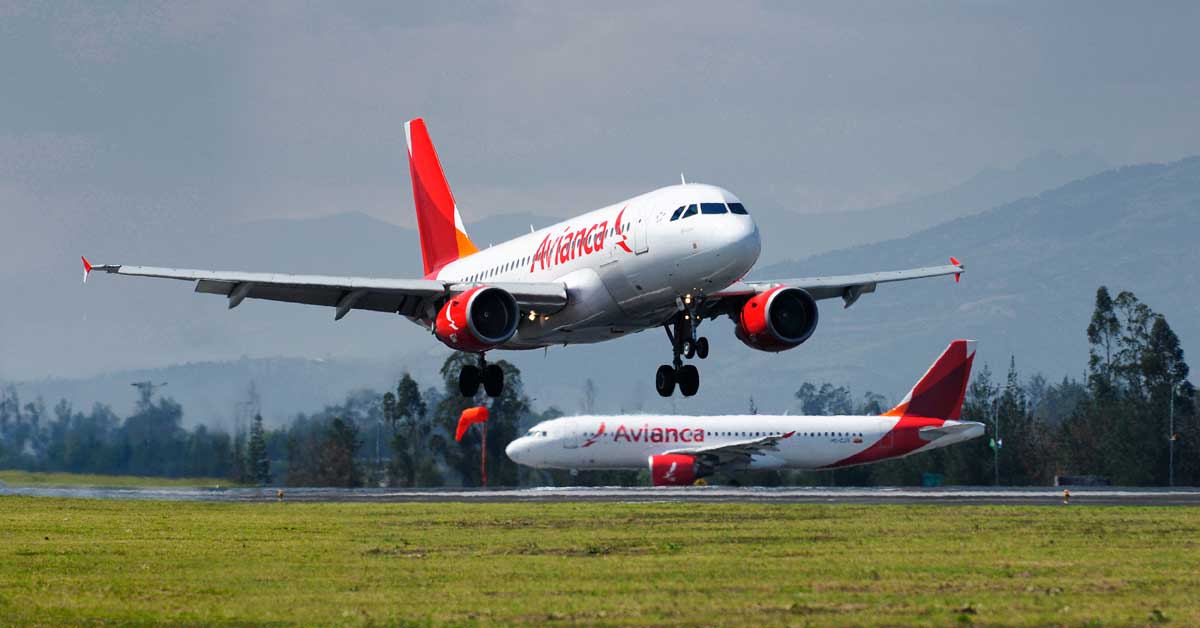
[[991, 398, 1001, 486], [1168, 381, 1182, 487]]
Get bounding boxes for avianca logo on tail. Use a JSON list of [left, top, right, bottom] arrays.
[[529, 207, 631, 272]]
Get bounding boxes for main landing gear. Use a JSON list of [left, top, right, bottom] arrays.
[[459, 353, 504, 398], [655, 310, 709, 398]]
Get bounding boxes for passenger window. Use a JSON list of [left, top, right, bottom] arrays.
[[682, 204, 698, 219], [700, 202, 727, 215], [670, 206, 685, 221], [728, 202, 748, 215]]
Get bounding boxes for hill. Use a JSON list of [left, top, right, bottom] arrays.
[[8, 156, 1194, 421]]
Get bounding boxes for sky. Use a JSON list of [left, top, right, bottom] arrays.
[[2, 1, 1200, 381]]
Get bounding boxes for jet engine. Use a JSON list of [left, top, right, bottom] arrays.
[[734, 286, 819, 352], [434, 286, 520, 352], [648, 454, 702, 486]]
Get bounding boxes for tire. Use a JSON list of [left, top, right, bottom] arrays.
[[459, 365, 480, 397], [655, 364, 676, 397], [483, 364, 504, 397], [683, 339, 696, 359], [678, 364, 700, 397], [695, 336, 709, 360]]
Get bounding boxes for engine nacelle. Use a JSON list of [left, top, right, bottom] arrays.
[[434, 286, 520, 352], [734, 286, 819, 352], [649, 454, 701, 486]]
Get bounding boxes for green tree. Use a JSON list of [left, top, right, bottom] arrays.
[[321, 417, 363, 487], [381, 373, 442, 487], [795, 383, 854, 415], [247, 413, 271, 485]]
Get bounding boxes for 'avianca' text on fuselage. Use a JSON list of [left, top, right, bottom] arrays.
[[582, 421, 707, 446], [529, 208, 630, 272]]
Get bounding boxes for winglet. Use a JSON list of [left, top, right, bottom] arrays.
[[950, 256, 962, 283], [81, 256, 93, 283]]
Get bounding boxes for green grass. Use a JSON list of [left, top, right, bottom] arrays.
[[0, 470, 238, 488], [1, 498, 1197, 626]]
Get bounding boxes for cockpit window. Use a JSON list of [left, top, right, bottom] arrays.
[[728, 202, 748, 215], [669, 206, 685, 221], [682, 204, 698, 219], [700, 202, 727, 215]]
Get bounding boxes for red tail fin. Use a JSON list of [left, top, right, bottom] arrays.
[[405, 118, 479, 277], [884, 340, 976, 420]]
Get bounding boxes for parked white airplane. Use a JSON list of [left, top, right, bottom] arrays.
[[506, 340, 984, 485], [82, 118, 964, 398]]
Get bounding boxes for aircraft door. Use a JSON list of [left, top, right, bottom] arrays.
[[633, 210, 649, 254]]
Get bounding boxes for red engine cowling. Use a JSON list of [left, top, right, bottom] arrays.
[[434, 286, 520, 352], [734, 286, 819, 352], [649, 454, 699, 486]]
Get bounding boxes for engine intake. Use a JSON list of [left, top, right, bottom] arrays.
[[435, 286, 520, 352], [734, 286, 819, 352], [649, 453, 704, 486]]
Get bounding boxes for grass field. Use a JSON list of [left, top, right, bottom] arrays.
[[0, 470, 237, 488], [1, 497, 1197, 626]]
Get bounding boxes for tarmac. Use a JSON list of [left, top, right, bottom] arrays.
[[5, 484, 1200, 506]]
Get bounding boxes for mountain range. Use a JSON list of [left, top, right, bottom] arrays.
[[12, 153, 1198, 425]]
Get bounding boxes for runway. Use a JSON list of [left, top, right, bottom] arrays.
[[5, 484, 1200, 506]]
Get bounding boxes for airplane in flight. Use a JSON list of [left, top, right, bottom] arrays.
[[505, 340, 985, 485], [82, 118, 964, 398]]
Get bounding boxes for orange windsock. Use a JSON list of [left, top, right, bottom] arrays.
[[455, 406, 489, 441]]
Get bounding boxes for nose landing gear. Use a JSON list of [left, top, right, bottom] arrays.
[[655, 309, 709, 398], [459, 353, 504, 398]]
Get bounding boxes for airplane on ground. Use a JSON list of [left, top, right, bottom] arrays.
[[82, 118, 964, 398], [505, 340, 984, 485]]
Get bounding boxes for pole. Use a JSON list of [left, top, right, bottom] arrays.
[[993, 399, 1000, 487], [1169, 382, 1176, 487], [481, 422, 488, 488]]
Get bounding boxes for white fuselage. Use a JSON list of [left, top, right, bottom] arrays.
[[430, 183, 761, 347], [506, 414, 985, 471]]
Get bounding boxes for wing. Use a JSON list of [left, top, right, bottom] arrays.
[[81, 258, 567, 321], [706, 258, 964, 312], [664, 432, 796, 468]]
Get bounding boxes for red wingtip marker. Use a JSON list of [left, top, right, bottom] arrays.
[[81, 256, 93, 283], [950, 257, 961, 283]]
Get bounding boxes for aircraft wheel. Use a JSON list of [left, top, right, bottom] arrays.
[[695, 337, 709, 360], [459, 365, 480, 397], [483, 364, 504, 397], [683, 339, 696, 359], [678, 364, 700, 397], [655, 365, 676, 397]]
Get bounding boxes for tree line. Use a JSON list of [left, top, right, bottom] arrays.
[[1, 286, 1194, 487]]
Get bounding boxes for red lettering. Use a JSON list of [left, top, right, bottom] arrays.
[[573, 228, 587, 259], [582, 225, 596, 255], [695, 429, 705, 442], [595, 221, 607, 251], [614, 424, 629, 442], [651, 427, 663, 443], [678, 428, 690, 442], [532, 234, 551, 272], [666, 427, 680, 442]]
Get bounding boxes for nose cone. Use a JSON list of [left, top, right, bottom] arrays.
[[721, 215, 761, 268], [505, 438, 527, 465]]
